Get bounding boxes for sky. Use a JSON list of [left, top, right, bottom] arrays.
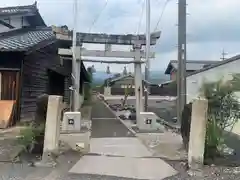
[[1, 0, 240, 73]]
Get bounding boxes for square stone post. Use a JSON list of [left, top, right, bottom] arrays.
[[36, 95, 63, 167], [133, 44, 143, 128], [104, 86, 111, 96], [188, 98, 208, 169]]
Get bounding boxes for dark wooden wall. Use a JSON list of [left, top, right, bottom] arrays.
[[20, 42, 71, 121], [149, 85, 177, 96], [62, 60, 72, 104], [111, 87, 136, 95], [0, 52, 22, 69]]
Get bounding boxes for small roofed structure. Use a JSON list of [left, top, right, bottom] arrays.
[[165, 60, 219, 81]]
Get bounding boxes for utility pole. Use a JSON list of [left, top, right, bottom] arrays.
[[72, 0, 81, 111], [177, 0, 187, 123], [144, 0, 151, 112], [220, 49, 227, 61]]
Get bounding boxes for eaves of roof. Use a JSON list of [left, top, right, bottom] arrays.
[[0, 27, 55, 53], [0, 2, 46, 27], [109, 74, 134, 83], [187, 54, 240, 77], [164, 60, 220, 75]]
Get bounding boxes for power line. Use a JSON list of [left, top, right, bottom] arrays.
[[154, 0, 171, 31], [136, 0, 145, 34], [88, 0, 109, 32]]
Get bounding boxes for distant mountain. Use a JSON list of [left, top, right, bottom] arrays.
[[91, 72, 116, 86], [148, 71, 170, 84], [92, 71, 170, 86]]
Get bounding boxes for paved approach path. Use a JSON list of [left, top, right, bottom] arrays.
[[69, 97, 177, 180], [0, 97, 177, 180], [91, 98, 135, 138]]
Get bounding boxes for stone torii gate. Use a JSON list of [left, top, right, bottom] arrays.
[[53, 26, 161, 129]]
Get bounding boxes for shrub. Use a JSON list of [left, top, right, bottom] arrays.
[[200, 76, 240, 159], [17, 123, 45, 152]]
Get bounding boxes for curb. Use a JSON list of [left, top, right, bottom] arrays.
[[96, 95, 137, 136]]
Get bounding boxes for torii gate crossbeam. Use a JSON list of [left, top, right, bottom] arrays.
[[54, 26, 161, 129]]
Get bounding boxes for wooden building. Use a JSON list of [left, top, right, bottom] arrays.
[[0, 3, 90, 127], [102, 74, 177, 96]]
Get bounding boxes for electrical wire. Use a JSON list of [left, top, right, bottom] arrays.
[[154, 0, 171, 31], [136, 0, 145, 34], [88, 0, 109, 32]]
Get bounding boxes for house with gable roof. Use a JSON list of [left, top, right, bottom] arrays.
[[0, 2, 90, 127], [165, 60, 219, 81]]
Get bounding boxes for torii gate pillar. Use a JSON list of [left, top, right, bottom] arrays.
[[72, 45, 82, 111], [133, 44, 143, 127]]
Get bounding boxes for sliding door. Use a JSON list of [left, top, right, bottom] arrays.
[[0, 71, 19, 100]]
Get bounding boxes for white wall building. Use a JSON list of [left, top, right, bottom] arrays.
[[186, 55, 240, 135]]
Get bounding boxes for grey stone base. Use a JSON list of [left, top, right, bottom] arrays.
[[131, 126, 164, 133], [60, 127, 90, 134]]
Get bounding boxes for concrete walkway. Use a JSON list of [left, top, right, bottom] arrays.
[[69, 137, 177, 179], [69, 99, 177, 180], [91, 99, 135, 138]]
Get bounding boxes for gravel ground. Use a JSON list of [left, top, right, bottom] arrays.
[[164, 160, 240, 180], [2, 96, 240, 179], [105, 98, 240, 179], [0, 150, 82, 180], [55, 174, 149, 180], [1, 161, 240, 180]]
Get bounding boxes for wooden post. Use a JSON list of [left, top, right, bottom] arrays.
[[188, 98, 208, 169]]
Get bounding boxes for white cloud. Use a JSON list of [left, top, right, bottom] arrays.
[[1, 0, 240, 72]]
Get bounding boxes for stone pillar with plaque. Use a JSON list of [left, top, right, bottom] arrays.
[[139, 112, 158, 131], [62, 112, 81, 133]]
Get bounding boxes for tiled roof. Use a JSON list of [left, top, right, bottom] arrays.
[[0, 2, 46, 27], [0, 28, 55, 51], [171, 60, 218, 70], [106, 74, 152, 86], [165, 60, 220, 74], [187, 54, 240, 77], [0, 3, 37, 16], [109, 74, 133, 83]]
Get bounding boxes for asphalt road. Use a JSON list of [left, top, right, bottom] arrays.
[[91, 98, 135, 138]]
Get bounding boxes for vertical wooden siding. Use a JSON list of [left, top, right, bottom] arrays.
[[20, 43, 71, 121], [1, 71, 19, 100]]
